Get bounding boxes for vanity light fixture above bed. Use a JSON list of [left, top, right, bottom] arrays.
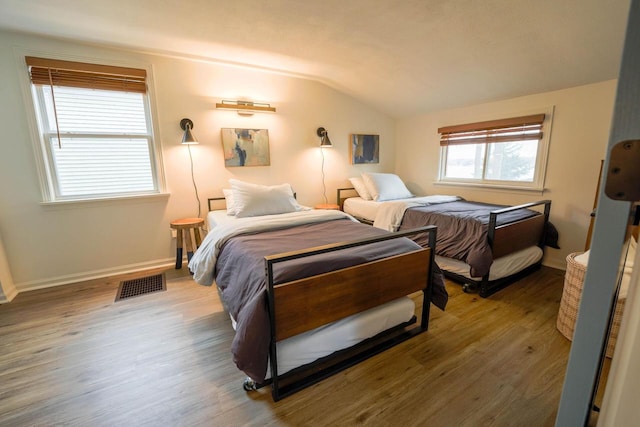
[[215, 100, 276, 116]]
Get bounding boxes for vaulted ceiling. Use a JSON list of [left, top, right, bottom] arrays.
[[0, 0, 631, 117]]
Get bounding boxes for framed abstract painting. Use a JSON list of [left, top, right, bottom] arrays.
[[221, 128, 270, 167], [350, 134, 379, 164]]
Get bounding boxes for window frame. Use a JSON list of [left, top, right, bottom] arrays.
[[436, 107, 554, 192], [22, 54, 167, 204]]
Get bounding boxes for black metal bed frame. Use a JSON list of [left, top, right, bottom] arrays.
[[456, 200, 552, 297], [336, 188, 552, 297], [246, 225, 438, 401], [207, 197, 226, 211]]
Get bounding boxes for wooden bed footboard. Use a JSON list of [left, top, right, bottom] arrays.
[[273, 250, 430, 341], [449, 199, 552, 297], [488, 199, 551, 259], [263, 225, 437, 401], [333, 191, 552, 299]]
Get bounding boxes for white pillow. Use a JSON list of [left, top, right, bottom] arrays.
[[349, 177, 373, 200], [229, 179, 302, 218], [361, 172, 413, 201], [222, 189, 236, 215]]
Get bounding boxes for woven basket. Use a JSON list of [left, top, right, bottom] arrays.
[[557, 252, 626, 358]]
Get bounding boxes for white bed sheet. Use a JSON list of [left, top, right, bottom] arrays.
[[343, 196, 385, 221], [344, 195, 460, 231], [206, 209, 238, 229], [205, 209, 417, 377], [191, 209, 354, 285], [436, 246, 543, 281], [344, 196, 440, 222]]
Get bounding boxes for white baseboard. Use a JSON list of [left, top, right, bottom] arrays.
[[15, 257, 179, 293], [0, 283, 18, 303], [9, 255, 567, 298], [542, 259, 567, 271]]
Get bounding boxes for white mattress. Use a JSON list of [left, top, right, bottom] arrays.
[[208, 208, 416, 377], [206, 209, 237, 229], [436, 246, 543, 281], [343, 196, 400, 221], [270, 296, 415, 377]]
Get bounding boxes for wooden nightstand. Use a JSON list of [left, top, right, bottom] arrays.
[[170, 217, 205, 269], [314, 203, 340, 210]]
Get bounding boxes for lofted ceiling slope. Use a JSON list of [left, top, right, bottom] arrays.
[[0, 0, 631, 117]]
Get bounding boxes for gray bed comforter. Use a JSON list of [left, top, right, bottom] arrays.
[[399, 200, 540, 278], [215, 218, 447, 382]]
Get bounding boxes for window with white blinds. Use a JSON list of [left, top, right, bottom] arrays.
[[27, 57, 161, 201]]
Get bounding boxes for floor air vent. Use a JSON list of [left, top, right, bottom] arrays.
[[115, 273, 166, 302]]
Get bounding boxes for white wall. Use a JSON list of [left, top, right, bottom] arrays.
[[0, 29, 619, 294], [395, 81, 617, 269], [0, 30, 395, 291]]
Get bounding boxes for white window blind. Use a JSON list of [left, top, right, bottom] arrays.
[[27, 57, 160, 201]]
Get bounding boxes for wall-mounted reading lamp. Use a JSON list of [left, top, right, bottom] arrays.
[[180, 118, 201, 217], [317, 127, 332, 147], [215, 100, 276, 116], [180, 118, 198, 144], [317, 127, 332, 205]]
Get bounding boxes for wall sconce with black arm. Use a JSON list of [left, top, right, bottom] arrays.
[[180, 118, 198, 144], [317, 126, 333, 207], [180, 118, 201, 218], [317, 127, 332, 147]]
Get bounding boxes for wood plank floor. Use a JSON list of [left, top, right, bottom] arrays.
[[0, 266, 580, 426]]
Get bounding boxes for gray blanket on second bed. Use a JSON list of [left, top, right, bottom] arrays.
[[215, 218, 447, 382], [399, 200, 540, 277]]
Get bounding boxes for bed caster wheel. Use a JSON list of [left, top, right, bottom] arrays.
[[243, 377, 257, 391], [463, 283, 478, 293]]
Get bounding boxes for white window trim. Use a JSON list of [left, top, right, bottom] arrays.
[[16, 49, 167, 204], [40, 192, 170, 210], [437, 106, 555, 192]]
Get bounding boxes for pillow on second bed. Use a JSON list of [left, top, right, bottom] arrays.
[[222, 189, 236, 215], [362, 172, 413, 201], [229, 179, 303, 218], [349, 177, 373, 200]]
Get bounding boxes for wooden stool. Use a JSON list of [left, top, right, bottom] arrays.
[[170, 218, 205, 269]]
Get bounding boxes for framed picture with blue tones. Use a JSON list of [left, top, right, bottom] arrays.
[[350, 134, 379, 164], [221, 128, 270, 167]]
